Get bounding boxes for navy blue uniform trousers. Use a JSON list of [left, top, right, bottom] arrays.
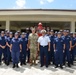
[[7, 47, 11, 63], [40, 46, 48, 67], [11, 51, 20, 64], [54, 50, 63, 65], [0, 49, 7, 63], [20, 50, 26, 63], [71, 49, 75, 63]]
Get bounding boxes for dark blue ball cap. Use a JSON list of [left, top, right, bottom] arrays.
[[55, 31, 57, 34], [50, 30, 54, 32], [17, 31, 20, 33], [15, 32, 18, 35], [26, 28, 29, 30], [10, 32, 13, 34], [70, 32, 73, 34], [63, 30, 67, 32], [60, 30, 63, 32], [1, 31, 4, 34], [57, 32, 61, 34], [66, 30, 69, 33], [22, 32, 25, 35]]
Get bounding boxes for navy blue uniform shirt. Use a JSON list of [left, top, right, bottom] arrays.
[[11, 38, 21, 52], [0, 36, 6, 49], [49, 35, 55, 49], [71, 37, 76, 48], [20, 37, 28, 51], [0, 36, 6, 46], [64, 35, 71, 49], [54, 37, 64, 51]]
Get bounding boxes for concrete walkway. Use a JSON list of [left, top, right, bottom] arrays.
[[0, 62, 76, 75]]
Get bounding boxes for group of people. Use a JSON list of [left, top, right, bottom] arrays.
[[0, 28, 76, 69]]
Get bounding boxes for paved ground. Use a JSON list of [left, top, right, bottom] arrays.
[[0, 62, 76, 75]]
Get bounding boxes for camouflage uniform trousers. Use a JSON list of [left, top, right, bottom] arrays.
[[30, 48, 37, 64]]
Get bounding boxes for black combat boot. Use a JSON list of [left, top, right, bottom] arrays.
[[0, 62, 1, 65], [12, 64, 15, 68], [68, 62, 71, 67], [16, 64, 19, 68], [71, 61, 74, 65], [55, 64, 58, 68], [23, 60, 26, 65], [60, 65, 63, 69], [23, 62, 26, 65], [6, 62, 9, 66], [20, 62, 23, 66]]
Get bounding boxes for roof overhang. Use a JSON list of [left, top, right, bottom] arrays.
[[0, 9, 76, 16]]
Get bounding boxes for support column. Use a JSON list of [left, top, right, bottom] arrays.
[[6, 20, 10, 31], [70, 21, 75, 32]]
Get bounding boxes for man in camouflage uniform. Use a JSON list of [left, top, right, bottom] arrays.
[[28, 28, 38, 66]]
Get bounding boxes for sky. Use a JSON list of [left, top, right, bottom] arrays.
[[0, 0, 76, 9]]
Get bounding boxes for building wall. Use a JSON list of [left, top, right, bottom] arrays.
[[0, 10, 76, 32]]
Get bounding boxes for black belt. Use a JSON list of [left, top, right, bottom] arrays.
[[40, 45, 48, 47]]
